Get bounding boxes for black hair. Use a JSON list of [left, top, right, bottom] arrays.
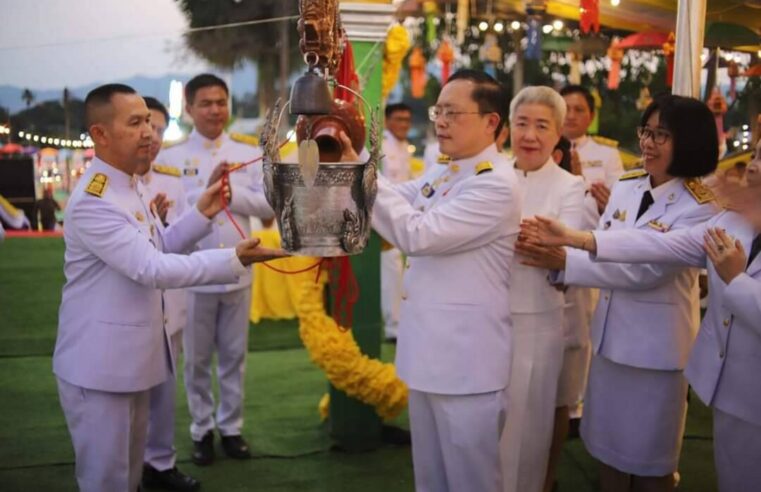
[[640, 95, 718, 178], [554, 136, 573, 173], [143, 96, 169, 123], [385, 102, 412, 119], [84, 83, 137, 127], [185, 73, 229, 104], [559, 85, 595, 115], [447, 69, 509, 139]]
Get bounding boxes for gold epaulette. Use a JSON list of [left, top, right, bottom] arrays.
[[85, 173, 108, 198], [0, 195, 21, 217], [592, 135, 619, 148], [475, 161, 493, 175], [152, 164, 181, 177], [684, 178, 715, 204], [161, 135, 187, 149], [619, 169, 648, 181], [230, 133, 259, 146]]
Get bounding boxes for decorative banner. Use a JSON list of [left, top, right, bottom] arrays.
[[568, 52, 582, 85], [589, 88, 602, 134], [662, 32, 676, 87], [525, 15, 543, 60], [580, 0, 600, 34], [409, 46, 427, 99], [438, 38, 455, 84], [382, 24, 411, 100], [607, 42, 624, 89]]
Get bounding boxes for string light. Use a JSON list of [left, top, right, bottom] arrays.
[[611, 0, 621, 6], [0, 125, 11, 135], [510, 20, 521, 30], [13, 128, 94, 148]]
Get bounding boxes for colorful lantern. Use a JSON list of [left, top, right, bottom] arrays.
[[579, 0, 600, 34], [409, 47, 427, 99]]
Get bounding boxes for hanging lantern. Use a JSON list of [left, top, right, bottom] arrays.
[[607, 42, 624, 89], [409, 46, 427, 99], [423, 1, 438, 47], [438, 38, 456, 84], [525, 0, 546, 61], [579, 0, 600, 34], [662, 32, 676, 87]]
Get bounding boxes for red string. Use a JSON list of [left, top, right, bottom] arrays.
[[219, 134, 360, 329]]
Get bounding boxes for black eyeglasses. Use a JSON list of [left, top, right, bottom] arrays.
[[637, 126, 671, 145]]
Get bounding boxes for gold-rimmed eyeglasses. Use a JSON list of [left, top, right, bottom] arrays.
[[428, 106, 484, 123]]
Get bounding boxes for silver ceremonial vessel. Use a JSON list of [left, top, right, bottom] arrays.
[[260, 97, 380, 257]]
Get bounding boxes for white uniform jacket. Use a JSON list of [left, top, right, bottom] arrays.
[[574, 136, 624, 230], [54, 157, 246, 393], [372, 144, 522, 395], [593, 210, 761, 426], [138, 164, 189, 337], [560, 175, 719, 370], [512, 158, 585, 314], [381, 130, 412, 184], [157, 129, 273, 293]]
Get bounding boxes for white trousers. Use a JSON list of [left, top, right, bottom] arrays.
[[501, 310, 565, 492], [145, 330, 182, 470], [713, 407, 761, 492], [57, 377, 150, 492], [184, 288, 251, 441], [409, 389, 508, 492], [380, 248, 403, 338]]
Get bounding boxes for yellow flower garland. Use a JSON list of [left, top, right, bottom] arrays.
[[296, 279, 408, 420]]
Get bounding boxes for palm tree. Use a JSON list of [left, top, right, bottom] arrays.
[[21, 89, 35, 108], [176, 0, 302, 116]]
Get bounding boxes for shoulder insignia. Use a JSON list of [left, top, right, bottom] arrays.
[[684, 178, 715, 204], [619, 169, 647, 181], [421, 182, 435, 198], [475, 161, 493, 175], [230, 133, 259, 146], [592, 136, 619, 148], [161, 135, 188, 149], [85, 173, 108, 198], [436, 154, 451, 164], [0, 195, 21, 217], [152, 164, 181, 177]]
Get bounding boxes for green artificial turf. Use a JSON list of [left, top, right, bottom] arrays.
[[0, 237, 721, 491]]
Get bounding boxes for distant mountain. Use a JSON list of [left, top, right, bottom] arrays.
[[0, 65, 258, 114]]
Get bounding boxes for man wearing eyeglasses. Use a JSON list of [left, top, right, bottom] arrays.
[[369, 70, 521, 492]]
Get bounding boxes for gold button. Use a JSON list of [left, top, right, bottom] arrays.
[[405, 262, 411, 270], [401, 294, 408, 301], [219, 243, 225, 248], [604, 295, 609, 301], [723, 319, 730, 327], [218, 220, 225, 226]]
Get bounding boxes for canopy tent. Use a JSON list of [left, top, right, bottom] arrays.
[[399, 1, 761, 49]]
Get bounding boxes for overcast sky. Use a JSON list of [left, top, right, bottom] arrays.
[[0, 0, 214, 89]]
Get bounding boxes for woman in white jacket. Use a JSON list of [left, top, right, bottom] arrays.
[[500, 86, 586, 492], [518, 95, 720, 492], [523, 136, 761, 492]]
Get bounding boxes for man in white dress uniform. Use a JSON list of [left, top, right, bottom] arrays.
[[55, 84, 284, 492], [157, 73, 274, 465], [370, 69, 521, 492], [137, 96, 199, 491], [380, 102, 413, 341]]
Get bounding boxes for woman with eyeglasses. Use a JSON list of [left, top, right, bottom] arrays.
[[516, 94, 720, 492]]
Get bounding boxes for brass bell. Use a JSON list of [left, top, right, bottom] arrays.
[[289, 69, 332, 115]]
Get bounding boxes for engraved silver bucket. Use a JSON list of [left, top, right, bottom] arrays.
[[260, 99, 380, 257]]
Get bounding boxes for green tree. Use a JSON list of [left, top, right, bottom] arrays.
[[176, 0, 302, 116]]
